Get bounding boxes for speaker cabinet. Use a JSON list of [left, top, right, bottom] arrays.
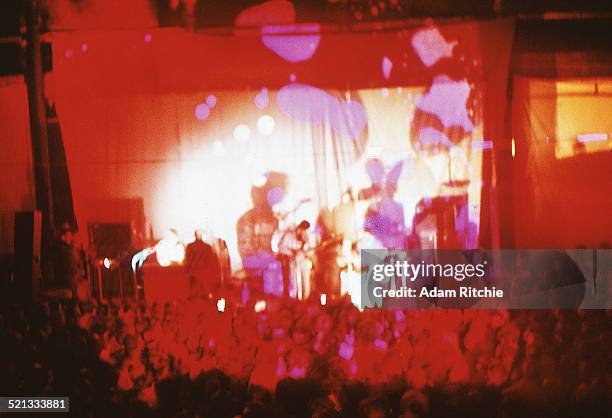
[[13, 211, 42, 298]]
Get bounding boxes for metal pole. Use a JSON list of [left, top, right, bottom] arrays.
[[24, 0, 55, 285]]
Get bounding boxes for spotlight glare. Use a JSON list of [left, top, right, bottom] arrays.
[[253, 174, 267, 187], [257, 115, 276, 136], [254, 300, 266, 312], [103, 258, 111, 269], [212, 140, 225, 157], [217, 298, 226, 312], [233, 124, 251, 142], [320, 293, 327, 306]]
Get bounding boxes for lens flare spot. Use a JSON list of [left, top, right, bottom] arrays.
[[194, 103, 210, 120], [233, 124, 251, 142], [206, 95, 217, 108], [257, 115, 276, 136]]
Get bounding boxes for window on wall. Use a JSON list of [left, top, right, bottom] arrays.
[[511, 77, 612, 248], [555, 79, 612, 159]]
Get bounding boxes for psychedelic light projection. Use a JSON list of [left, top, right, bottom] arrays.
[[261, 24, 321, 63], [153, 23, 484, 266], [276, 83, 368, 140], [382, 56, 393, 80], [154, 79, 483, 269], [49, 18, 501, 271], [411, 26, 457, 68], [405, 25, 483, 249], [235, 1, 320, 63]]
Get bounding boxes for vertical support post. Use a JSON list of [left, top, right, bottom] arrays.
[[25, 0, 55, 286]]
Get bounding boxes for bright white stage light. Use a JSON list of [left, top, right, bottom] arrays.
[[103, 258, 111, 269], [253, 174, 267, 187], [343, 267, 363, 310], [320, 293, 327, 306], [212, 140, 225, 157], [257, 115, 276, 136], [217, 298, 226, 312], [131, 247, 154, 272], [156, 231, 185, 267], [233, 124, 251, 142], [254, 300, 266, 312]]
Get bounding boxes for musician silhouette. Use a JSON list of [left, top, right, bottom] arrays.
[[237, 185, 279, 275], [184, 230, 221, 299], [362, 158, 406, 249]]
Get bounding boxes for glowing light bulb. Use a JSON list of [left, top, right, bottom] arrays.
[[103, 258, 111, 269], [254, 300, 266, 312], [320, 293, 327, 306]]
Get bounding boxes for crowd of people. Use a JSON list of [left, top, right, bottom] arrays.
[[1, 293, 609, 417]]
